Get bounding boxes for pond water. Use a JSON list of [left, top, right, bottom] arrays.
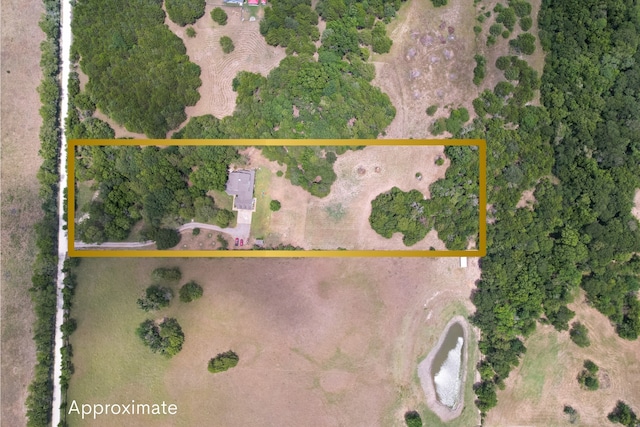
[[430, 322, 464, 408]]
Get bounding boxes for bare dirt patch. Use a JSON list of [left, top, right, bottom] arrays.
[[371, 0, 479, 139], [68, 256, 481, 426], [242, 146, 455, 249], [485, 290, 640, 426], [632, 188, 640, 221], [516, 188, 536, 210], [1, 0, 45, 423]]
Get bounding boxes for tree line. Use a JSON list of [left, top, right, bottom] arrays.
[[25, 0, 63, 424]]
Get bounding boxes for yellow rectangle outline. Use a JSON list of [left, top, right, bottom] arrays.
[[68, 139, 486, 258]]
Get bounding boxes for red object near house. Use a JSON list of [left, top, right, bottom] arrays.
[[260, 0, 266, 4], [240, 239, 244, 246], [248, 0, 259, 5]]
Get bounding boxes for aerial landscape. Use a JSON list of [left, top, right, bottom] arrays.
[[1, 0, 640, 427]]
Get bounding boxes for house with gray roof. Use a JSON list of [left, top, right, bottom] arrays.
[[225, 169, 256, 211]]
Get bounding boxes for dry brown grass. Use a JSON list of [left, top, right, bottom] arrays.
[[67, 256, 481, 426], [485, 290, 640, 427], [1, 0, 46, 423], [371, 0, 480, 139]]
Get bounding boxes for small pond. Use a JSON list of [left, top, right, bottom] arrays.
[[430, 322, 465, 408]]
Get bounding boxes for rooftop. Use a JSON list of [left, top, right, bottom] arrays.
[[225, 170, 256, 211]]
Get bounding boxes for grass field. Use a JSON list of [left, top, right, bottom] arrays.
[[485, 290, 640, 426], [66, 256, 480, 426], [1, 0, 47, 423]]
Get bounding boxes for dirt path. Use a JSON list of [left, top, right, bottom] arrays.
[[51, 0, 73, 422]]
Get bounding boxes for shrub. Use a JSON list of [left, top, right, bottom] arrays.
[[509, 33, 536, 55], [577, 360, 599, 390], [489, 24, 503, 36], [512, 1, 532, 17], [502, 30, 510, 39], [179, 280, 203, 303], [435, 157, 445, 166], [404, 410, 422, 427], [220, 36, 234, 53], [569, 321, 590, 347], [270, 200, 282, 211], [473, 54, 486, 85], [186, 27, 196, 38], [474, 25, 482, 34], [426, 105, 438, 116], [431, 118, 446, 135], [137, 285, 173, 311], [276, 170, 284, 177], [217, 234, 229, 249], [211, 7, 228, 25], [430, 0, 447, 6], [166, 0, 205, 26], [152, 267, 182, 283], [520, 16, 532, 31], [564, 405, 579, 424], [208, 350, 239, 373], [487, 35, 497, 46], [192, 227, 201, 236]]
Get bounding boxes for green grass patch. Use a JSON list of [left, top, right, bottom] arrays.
[[75, 181, 95, 214], [67, 259, 174, 426], [250, 167, 272, 238], [208, 189, 234, 211], [513, 329, 560, 402]]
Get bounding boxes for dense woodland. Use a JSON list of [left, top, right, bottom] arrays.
[[469, 0, 640, 416], [71, 0, 201, 137], [75, 145, 238, 244]]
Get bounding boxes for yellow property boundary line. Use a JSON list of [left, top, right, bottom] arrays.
[[68, 139, 486, 257]]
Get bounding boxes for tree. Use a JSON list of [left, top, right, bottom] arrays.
[[220, 36, 235, 54], [208, 350, 239, 373], [211, 7, 228, 25], [137, 285, 173, 311], [155, 228, 181, 250], [270, 200, 282, 211], [136, 318, 185, 357], [569, 321, 590, 347], [165, 0, 205, 26], [179, 280, 203, 303], [430, 0, 447, 6], [186, 27, 196, 38]]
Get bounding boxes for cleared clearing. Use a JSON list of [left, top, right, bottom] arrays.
[[167, 5, 287, 121], [240, 145, 454, 250]]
